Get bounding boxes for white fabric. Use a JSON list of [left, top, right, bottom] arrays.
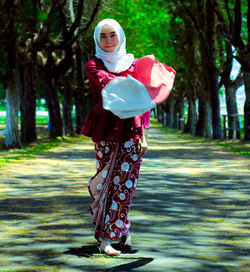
[[102, 75, 156, 119], [94, 19, 134, 73]]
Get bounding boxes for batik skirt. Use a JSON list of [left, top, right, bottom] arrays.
[[88, 140, 142, 242]]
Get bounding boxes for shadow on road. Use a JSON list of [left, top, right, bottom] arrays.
[[0, 125, 249, 271]]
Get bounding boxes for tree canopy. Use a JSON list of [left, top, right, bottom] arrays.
[[101, 0, 249, 140]]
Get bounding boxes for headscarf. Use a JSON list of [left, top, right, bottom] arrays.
[[94, 18, 134, 73]]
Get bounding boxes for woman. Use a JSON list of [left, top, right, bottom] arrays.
[[81, 18, 175, 256]]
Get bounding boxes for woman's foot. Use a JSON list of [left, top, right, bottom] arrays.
[[119, 233, 132, 248], [99, 239, 121, 256]]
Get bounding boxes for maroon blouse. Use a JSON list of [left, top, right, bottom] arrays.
[[80, 57, 150, 143]]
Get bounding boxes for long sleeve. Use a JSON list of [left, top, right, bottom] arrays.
[[86, 59, 116, 102]]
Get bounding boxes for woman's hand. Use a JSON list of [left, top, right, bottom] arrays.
[[138, 130, 149, 157]]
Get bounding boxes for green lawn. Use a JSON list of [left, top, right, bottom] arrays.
[[0, 134, 84, 168], [0, 119, 249, 170], [0, 116, 5, 124], [151, 119, 250, 157], [0, 115, 49, 125]]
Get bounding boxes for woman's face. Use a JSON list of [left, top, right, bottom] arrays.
[[100, 24, 119, 52]]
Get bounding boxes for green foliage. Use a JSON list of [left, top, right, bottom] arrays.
[[175, 17, 183, 23], [100, 0, 186, 101], [38, 10, 48, 21], [21, 0, 39, 21], [0, 118, 5, 125], [101, 0, 175, 64], [46, 6, 61, 38], [241, 0, 249, 42], [0, 113, 49, 126]]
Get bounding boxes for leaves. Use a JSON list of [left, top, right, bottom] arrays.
[[21, 0, 38, 20], [38, 11, 48, 21]]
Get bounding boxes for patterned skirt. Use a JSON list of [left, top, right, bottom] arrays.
[[88, 140, 142, 242]]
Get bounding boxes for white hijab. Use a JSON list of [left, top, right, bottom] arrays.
[[94, 19, 134, 73]]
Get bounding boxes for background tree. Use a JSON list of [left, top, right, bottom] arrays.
[[214, 0, 249, 140], [0, 2, 21, 148], [0, 0, 102, 148], [34, 0, 101, 137], [101, 0, 183, 127], [100, 0, 248, 140]]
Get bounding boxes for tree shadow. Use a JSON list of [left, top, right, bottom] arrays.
[[41, 149, 95, 160], [103, 257, 154, 271], [1, 125, 250, 271], [64, 243, 138, 258], [64, 244, 100, 257], [64, 245, 153, 272]]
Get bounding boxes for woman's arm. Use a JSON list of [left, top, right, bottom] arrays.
[[86, 59, 117, 91], [138, 110, 151, 157], [138, 130, 148, 157]]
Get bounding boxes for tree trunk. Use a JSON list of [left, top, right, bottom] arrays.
[[199, 7, 213, 138], [204, 99, 213, 138], [154, 106, 159, 120], [4, 1, 21, 148], [157, 104, 165, 125], [62, 76, 74, 136], [169, 96, 175, 128], [176, 99, 185, 132], [195, 98, 213, 138], [74, 88, 87, 134], [196, 98, 206, 136], [156, 105, 161, 123], [163, 101, 170, 127], [19, 60, 37, 143], [206, 0, 222, 139], [45, 76, 63, 137], [75, 43, 86, 134], [173, 101, 179, 129], [5, 84, 21, 148], [243, 70, 250, 140], [225, 85, 240, 139], [184, 98, 197, 135]]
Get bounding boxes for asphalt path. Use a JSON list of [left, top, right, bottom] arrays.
[[0, 124, 249, 271]]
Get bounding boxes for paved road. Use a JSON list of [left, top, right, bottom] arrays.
[[0, 124, 249, 272]]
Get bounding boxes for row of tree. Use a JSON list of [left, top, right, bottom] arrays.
[[167, 0, 249, 140], [0, 0, 103, 148], [102, 0, 249, 140], [0, 0, 249, 150]]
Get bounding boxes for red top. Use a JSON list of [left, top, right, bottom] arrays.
[[80, 57, 151, 142]]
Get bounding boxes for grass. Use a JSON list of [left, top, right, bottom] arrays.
[[216, 141, 250, 156], [0, 130, 85, 168], [151, 119, 250, 157], [0, 116, 49, 125], [0, 119, 249, 169], [36, 116, 49, 125], [0, 117, 5, 124]]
